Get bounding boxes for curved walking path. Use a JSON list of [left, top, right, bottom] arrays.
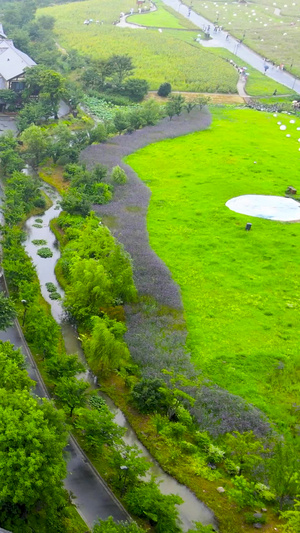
[[162, 0, 300, 94]]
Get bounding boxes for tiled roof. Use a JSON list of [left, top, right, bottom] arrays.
[[0, 39, 36, 81]]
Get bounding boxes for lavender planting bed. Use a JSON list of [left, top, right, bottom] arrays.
[[81, 109, 270, 435], [82, 110, 211, 376]]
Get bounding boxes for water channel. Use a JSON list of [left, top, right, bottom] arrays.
[[23, 183, 217, 531]]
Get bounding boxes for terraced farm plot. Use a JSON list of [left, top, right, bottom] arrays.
[[126, 108, 300, 430]]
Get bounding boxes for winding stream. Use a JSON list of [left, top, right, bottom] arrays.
[[23, 183, 217, 532]]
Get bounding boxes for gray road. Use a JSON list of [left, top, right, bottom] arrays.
[[162, 0, 300, 94], [0, 277, 129, 529]]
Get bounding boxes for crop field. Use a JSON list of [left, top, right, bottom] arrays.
[[126, 108, 300, 431], [191, 0, 300, 76], [39, 0, 295, 96], [37, 0, 237, 92]]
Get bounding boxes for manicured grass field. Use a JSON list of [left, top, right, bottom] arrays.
[[128, 0, 197, 29], [126, 108, 300, 431], [191, 0, 300, 76], [127, 0, 197, 29]]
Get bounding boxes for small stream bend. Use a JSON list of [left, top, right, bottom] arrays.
[[23, 183, 217, 531]]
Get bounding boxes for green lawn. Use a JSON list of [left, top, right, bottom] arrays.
[[126, 108, 300, 431], [128, 0, 196, 29]]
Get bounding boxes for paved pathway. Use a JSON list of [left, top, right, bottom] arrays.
[[0, 115, 17, 135], [161, 0, 300, 95], [0, 274, 128, 529], [117, 3, 156, 29]]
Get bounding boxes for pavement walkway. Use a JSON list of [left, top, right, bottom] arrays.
[[162, 0, 300, 94], [0, 274, 128, 529]]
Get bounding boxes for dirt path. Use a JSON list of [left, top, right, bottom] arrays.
[[81, 109, 211, 378]]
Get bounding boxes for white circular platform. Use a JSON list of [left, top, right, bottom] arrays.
[[226, 194, 300, 221]]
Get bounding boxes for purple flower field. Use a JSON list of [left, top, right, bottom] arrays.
[[81, 109, 270, 436]]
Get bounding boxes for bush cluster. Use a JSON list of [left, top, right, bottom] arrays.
[[61, 163, 112, 217]]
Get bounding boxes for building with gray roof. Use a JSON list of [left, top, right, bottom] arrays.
[[0, 35, 36, 92]]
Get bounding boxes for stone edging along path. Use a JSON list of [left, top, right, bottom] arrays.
[[81, 108, 211, 378]]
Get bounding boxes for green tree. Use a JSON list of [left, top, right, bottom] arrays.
[[114, 111, 130, 133], [185, 101, 196, 113], [65, 258, 112, 319], [49, 123, 74, 163], [2, 234, 36, 292], [55, 376, 89, 416], [74, 405, 125, 453], [17, 101, 53, 131], [141, 98, 162, 125], [90, 123, 108, 144], [82, 316, 130, 376], [93, 517, 145, 532], [124, 78, 149, 102], [267, 439, 300, 509], [20, 125, 49, 169], [125, 479, 183, 533], [157, 82, 172, 97], [24, 304, 60, 358], [160, 370, 196, 420], [132, 378, 168, 414], [225, 431, 264, 475], [111, 165, 127, 185], [109, 444, 150, 493], [0, 389, 68, 529], [45, 353, 85, 381], [126, 108, 146, 131], [195, 96, 210, 110], [0, 340, 33, 391], [165, 94, 185, 120], [37, 14, 55, 30], [0, 131, 24, 176], [60, 190, 91, 217], [281, 497, 300, 533], [24, 65, 66, 118], [0, 292, 16, 331], [107, 55, 134, 86]]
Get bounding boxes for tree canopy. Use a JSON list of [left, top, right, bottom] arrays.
[[0, 292, 16, 331]]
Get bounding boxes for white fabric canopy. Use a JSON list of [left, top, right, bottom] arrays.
[[226, 194, 300, 221]]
